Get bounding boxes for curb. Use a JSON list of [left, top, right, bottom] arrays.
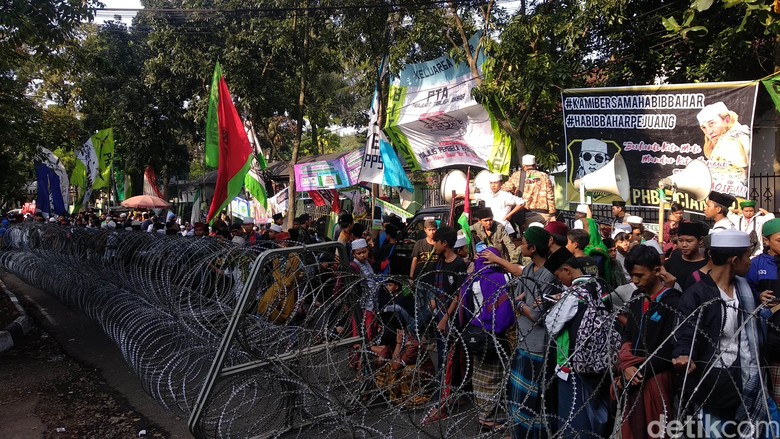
[[0, 278, 31, 352]]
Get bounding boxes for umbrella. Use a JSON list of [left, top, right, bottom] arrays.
[[121, 195, 171, 209]]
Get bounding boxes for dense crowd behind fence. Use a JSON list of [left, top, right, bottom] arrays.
[[1, 223, 779, 438]]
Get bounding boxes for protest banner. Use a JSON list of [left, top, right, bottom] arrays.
[[384, 33, 511, 174], [562, 81, 759, 208]]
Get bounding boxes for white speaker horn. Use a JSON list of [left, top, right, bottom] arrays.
[[573, 154, 630, 202], [474, 170, 493, 193], [440, 170, 469, 203], [659, 159, 712, 201]]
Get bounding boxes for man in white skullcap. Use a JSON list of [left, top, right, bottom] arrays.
[[573, 204, 589, 230], [673, 230, 771, 435], [476, 172, 524, 235], [503, 154, 557, 224], [576, 139, 610, 179], [697, 102, 750, 198]]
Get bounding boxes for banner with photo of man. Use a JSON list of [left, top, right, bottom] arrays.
[[562, 81, 759, 208], [384, 33, 512, 174]]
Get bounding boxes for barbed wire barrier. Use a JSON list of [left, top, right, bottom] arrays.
[[2, 223, 779, 438]]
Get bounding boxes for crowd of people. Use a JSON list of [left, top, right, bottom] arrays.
[[330, 185, 780, 438], [4, 162, 780, 438]]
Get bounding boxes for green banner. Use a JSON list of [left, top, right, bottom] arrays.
[[763, 76, 780, 113]]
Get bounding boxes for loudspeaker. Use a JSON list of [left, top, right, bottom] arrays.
[[474, 170, 493, 193], [573, 154, 630, 201], [441, 170, 468, 203], [659, 159, 712, 201]]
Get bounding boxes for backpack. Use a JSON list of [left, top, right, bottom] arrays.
[[569, 280, 621, 375]]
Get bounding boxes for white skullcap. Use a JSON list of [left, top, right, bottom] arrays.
[[710, 230, 751, 248], [351, 238, 368, 251], [487, 173, 503, 182], [269, 224, 283, 233], [48, 217, 57, 222], [696, 102, 729, 126], [626, 215, 643, 225], [528, 222, 545, 229], [521, 154, 536, 166], [581, 138, 608, 152], [119, 213, 128, 218], [243, 217, 254, 224], [454, 234, 467, 249], [576, 204, 589, 214], [611, 224, 632, 239], [643, 240, 664, 255]]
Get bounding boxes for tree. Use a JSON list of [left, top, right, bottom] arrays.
[[0, 0, 96, 207]]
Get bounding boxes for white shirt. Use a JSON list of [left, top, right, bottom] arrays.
[[717, 287, 740, 368], [710, 217, 735, 233], [727, 211, 775, 256], [478, 190, 524, 234]]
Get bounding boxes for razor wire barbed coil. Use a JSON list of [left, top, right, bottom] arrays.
[[2, 222, 778, 438]]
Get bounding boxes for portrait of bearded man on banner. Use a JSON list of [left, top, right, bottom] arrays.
[[696, 101, 751, 198]]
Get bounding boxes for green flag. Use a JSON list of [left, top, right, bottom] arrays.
[[91, 128, 114, 190], [244, 167, 268, 209], [763, 76, 780, 113], [205, 62, 222, 169]]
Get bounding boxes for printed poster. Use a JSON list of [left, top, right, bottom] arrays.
[[562, 81, 759, 208], [384, 33, 512, 174]]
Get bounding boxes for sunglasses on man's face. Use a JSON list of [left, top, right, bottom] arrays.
[[580, 152, 608, 163]]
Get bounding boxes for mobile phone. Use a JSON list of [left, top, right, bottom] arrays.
[[475, 242, 487, 253]]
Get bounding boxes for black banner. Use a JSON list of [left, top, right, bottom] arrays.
[[562, 81, 759, 208]]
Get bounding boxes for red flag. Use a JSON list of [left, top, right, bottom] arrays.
[[206, 77, 252, 224], [308, 190, 327, 207]]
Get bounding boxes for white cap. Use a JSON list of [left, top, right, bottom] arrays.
[[696, 101, 729, 125], [351, 238, 368, 250], [576, 204, 589, 214], [626, 215, 643, 225], [643, 240, 664, 255], [119, 213, 128, 218], [48, 217, 57, 222], [528, 222, 544, 229], [611, 224, 632, 239], [270, 224, 283, 233], [487, 173, 503, 182], [581, 138, 608, 152], [710, 230, 751, 248], [243, 217, 254, 224], [454, 231, 467, 249], [521, 154, 536, 166]]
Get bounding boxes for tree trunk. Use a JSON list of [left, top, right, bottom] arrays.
[[288, 2, 309, 230]]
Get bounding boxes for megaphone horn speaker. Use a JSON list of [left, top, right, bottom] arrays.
[[573, 154, 630, 201], [659, 159, 712, 201], [440, 170, 469, 203]]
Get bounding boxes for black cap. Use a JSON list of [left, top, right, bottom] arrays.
[[708, 191, 736, 208], [475, 207, 494, 220], [272, 213, 283, 221], [677, 221, 707, 238], [544, 247, 576, 273], [612, 200, 626, 207]]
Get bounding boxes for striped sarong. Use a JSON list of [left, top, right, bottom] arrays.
[[507, 349, 549, 438]]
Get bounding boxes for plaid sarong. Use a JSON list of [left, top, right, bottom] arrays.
[[472, 353, 509, 423], [508, 349, 549, 438]]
